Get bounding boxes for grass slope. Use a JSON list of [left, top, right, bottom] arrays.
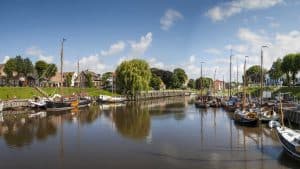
[[0, 87, 115, 100]]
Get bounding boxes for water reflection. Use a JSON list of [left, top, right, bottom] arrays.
[[0, 97, 299, 169]]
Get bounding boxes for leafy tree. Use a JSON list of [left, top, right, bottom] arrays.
[[45, 64, 57, 80], [23, 58, 34, 76], [65, 73, 73, 87], [115, 59, 151, 96], [173, 68, 188, 88], [86, 73, 94, 88], [15, 55, 24, 76], [187, 79, 195, 89], [101, 72, 113, 87], [35, 60, 48, 80], [3, 58, 16, 80], [151, 68, 173, 89], [245, 65, 267, 84], [171, 74, 181, 89], [269, 58, 283, 81], [195, 77, 213, 89], [150, 74, 162, 90], [281, 54, 295, 86]]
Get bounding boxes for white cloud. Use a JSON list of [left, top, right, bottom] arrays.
[[26, 46, 54, 63], [148, 57, 165, 69], [160, 9, 183, 30], [1, 56, 10, 63], [206, 0, 283, 22], [204, 48, 222, 55], [129, 32, 153, 57], [100, 41, 125, 56], [78, 54, 106, 73]]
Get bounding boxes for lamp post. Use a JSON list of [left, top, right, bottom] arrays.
[[260, 45, 268, 107]]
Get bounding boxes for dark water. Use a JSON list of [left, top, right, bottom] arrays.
[[0, 97, 299, 169]]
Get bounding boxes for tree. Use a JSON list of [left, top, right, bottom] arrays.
[[35, 60, 48, 80], [23, 58, 34, 76], [15, 55, 24, 76], [3, 58, 16, 80], [150, 74, 162, 90], [115, 59, 151, 96], [245, 65, 267, 84], [44, 64, 57, 80], [187, 79, 195, 89], [65, 73, 72, 87], [281, 54, 295, 86], [101, 72, 113, 88], [173, 68, 188, 88], [151, 68, 173, 89], [269, 58, 283, 81], [171, 74, 181, 89], [195, 77, 213, 89], [86, 73, 94, 88]]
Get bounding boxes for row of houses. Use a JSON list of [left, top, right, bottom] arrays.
[[0, 64, 113, 88]]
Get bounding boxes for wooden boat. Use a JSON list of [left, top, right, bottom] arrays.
[[276, 126, 300, 160], [209, 100, 221, 108], [259, 109, 279, 123], [233, 109, 258, 126], [98, 95, 126, 103], [78, 98, 92, 108], [29, 97, 47, 109]]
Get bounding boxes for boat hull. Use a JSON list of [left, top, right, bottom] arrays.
[[233, 112, 258, 126], [276, 128, 300, 160], [45, 101, 73, 111]]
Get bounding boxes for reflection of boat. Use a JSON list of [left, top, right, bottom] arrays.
[[233, 110, 258, 126], [194, 100, 209, 108], [28, 111, 47, 118], [98, 95, 126, 103], [276, 126, 300, 160], [209, 100, 221, 108], [0, 101, 3, 111], [78, 98, 92, 108]]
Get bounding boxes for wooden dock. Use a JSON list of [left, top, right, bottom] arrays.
[[283, 107, 300, 125]]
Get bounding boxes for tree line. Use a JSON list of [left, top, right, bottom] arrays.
[[3, 55, 57, 85]]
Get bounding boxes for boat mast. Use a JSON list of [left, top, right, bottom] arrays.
[[280, 93, 285, 128], [260, 46, 268, 107], [200, 61, 204, 98], [60, 38, 66, 94], [229, 49, 232, 97], [213, 69, 216, 97], [243, 56, 248, 110], [236, 56, 239, 95]]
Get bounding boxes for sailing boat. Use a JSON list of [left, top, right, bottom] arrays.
[[272, 93, 300, 159], [233, 56, 259, 126], [46, 39, 91, 111]]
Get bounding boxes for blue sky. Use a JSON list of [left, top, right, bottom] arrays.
[[1, 0, 300, 80]]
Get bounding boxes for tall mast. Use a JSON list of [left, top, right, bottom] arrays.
[[260, 46, 268, 107], [60, 38, 66, 90], [200, 61, 204, 97], [213, 69, 216, 97], [229, 49, 232, 97], [243, 56, 248, 110], [236, 57, 239, 94]]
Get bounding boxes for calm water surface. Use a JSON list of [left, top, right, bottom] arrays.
[[0, 97, 299, 169]]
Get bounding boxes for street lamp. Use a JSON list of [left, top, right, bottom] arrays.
[[261, 45, 268, 107]]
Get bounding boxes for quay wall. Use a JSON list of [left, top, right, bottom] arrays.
[[3, 99, 29, 110], [132, 90, 190, 101]]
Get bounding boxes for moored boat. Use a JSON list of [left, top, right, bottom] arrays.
[[98, 95, 126, 103], [276, 126, 300, 160], [259, 109, 279, 123], [233, 109, 259, 126]]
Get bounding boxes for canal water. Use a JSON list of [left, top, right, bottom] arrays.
[[0, 97, 299, 169]]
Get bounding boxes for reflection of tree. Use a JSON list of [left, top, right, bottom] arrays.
[[35, 119, 57, 140], [113, 103, 150, 140], [173, 113, 186, 121], [3, 121, 34, 148], [78, 106, 101, 124]]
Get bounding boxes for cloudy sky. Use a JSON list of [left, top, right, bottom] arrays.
[[1, 0, 300, 81]]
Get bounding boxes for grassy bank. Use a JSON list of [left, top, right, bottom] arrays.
[[0, 87, 115, 100]]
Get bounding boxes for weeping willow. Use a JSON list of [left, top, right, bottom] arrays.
[[115, 59, 151, 97]]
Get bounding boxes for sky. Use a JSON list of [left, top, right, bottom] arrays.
[[1, 0, 300, 81]]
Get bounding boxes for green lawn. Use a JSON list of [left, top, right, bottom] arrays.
[[0, 87, 116, 100]]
